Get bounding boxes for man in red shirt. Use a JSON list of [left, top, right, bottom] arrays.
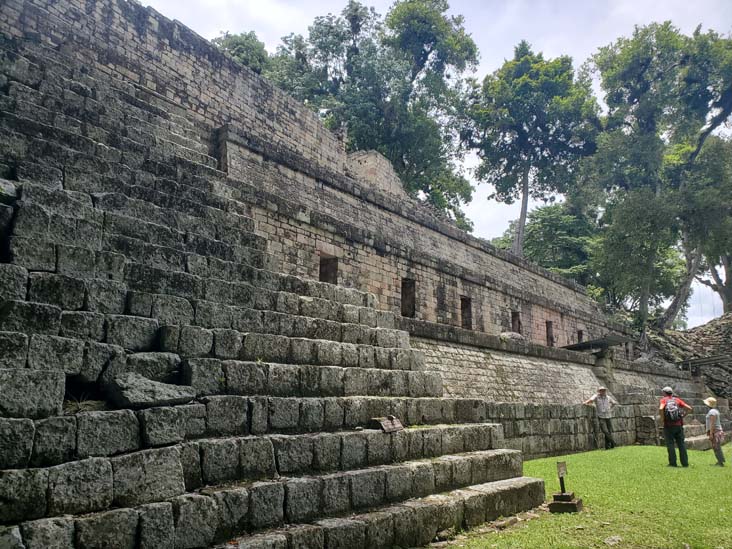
[[659, 386, 694, 467]]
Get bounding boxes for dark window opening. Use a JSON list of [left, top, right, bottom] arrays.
[[625, 342, 631, 360], [546, 321, 554, 347], [511, 311, 522, 334], [577, 330, 584, 343], [401, 278, 416, 318], [319, 256, 338, 285], [460, 296, 472, 330]]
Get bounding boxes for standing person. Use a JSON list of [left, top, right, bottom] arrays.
[[659, 386, 693, 467], [583, 386, 617, 449], [704, 397, 726, 467]]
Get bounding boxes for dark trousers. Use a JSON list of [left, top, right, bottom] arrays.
[[663, 425, 688, 466], [599, 418, 616, 449]]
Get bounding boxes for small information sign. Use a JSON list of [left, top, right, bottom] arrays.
[[557, 461, 567, 478], [371, 415, 404, 433]]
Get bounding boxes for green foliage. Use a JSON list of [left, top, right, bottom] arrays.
[[492, 203, 598, 286], [470, 41, 599, 254], [212, 31, 269, 74], [455, 446, 732, 548], [214, 0, 478, 229]]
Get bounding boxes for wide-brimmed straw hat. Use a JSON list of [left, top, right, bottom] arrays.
[[703, 397, 717, 407], [598, 386, 607, 392]]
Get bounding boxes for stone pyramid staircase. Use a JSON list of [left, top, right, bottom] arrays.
[[0, 34, 544, 548]]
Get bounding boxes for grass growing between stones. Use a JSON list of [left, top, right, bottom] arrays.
[[450, 445, 732, 549]]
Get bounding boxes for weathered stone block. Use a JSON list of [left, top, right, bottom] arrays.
[[271, 435, 313, 474], [239, 436, 276, 479], [75, 508, 138, 549], [268, 397, 300, 431], [20, 516, 75, 549], [290, 338, 315, 363], [139, 406, 185, 446], [47, 458, 113, 516], [9, 237, 55, 271], [60, 311, 105, 341], [205, 395, 248, 435], [341, 432, 368, 470], [350, 469, 386, 509], [212, 329, 244, 359], [112, 447, 184, 506], [171, 494, 219, 549], [283, 525, 324, 549], [138, 502, 174, 549], [28, 273, 85, 310], [106, 315, 159, 351], [315, 340, 342, 366], [211, 487, 249, 541], [85, 280, 127, 314], [182, 358, 225, 396], [224, 360, 266, 395], [180, 442, 203, 491], [178, 325, 213, 356], [77, 410, 140, 458], [194, 300, 232, 329], [285, 477, 322, 523], [0, 417, 34, 469], [249, 481, 284, 530], [0, 264, 27, 302], [200, 438, 240, 484], [243, 333, 290, 363], [108, 373, 195, 409], [31, 416, 77, 467], [104, 351, 181, 386], [0, 331, 28, 369], [27, 334, 84, 375], [0, 300, 61, 335], [315, 518, 366, 549], [81, 342, 125, 385], [356, 510, 394, 549], [0, 467, 48, 522], [0, 368, 64, 419], [152, 294, 194, 325], [366, 430, 392, 466], [267, 363, 301, 396]]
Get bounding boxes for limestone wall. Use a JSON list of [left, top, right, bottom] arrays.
[[0, 0, 623, 350]]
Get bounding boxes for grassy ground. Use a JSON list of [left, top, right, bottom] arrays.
[[447, 445, 732, 549]]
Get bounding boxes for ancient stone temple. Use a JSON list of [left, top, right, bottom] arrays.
[[0, 1, 728, 547]]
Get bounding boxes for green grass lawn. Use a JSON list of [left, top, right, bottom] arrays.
[[449, 445, 732, 549]]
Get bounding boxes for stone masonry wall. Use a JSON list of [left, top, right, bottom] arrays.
[[0, 0, 623, 349]]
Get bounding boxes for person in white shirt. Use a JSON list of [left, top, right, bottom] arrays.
[[583, 386, 618, 449], [704, 397, 726, 467]]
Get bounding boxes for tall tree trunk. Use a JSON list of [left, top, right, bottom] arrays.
[[511, 168, 530, 258], [655, 242, 703, 332], [697, 255, 732, 315]]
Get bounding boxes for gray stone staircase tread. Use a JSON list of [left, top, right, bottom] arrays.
[[212, 476, 545, 549]]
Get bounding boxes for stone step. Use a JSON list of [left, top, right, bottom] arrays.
[[685, 432, 732, 451], [215, 476, 545, 549], [0, 446, 522, 533], [181, 358, 438, 398]]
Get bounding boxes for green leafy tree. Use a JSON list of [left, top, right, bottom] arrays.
[[212, 31, 269, 74], [492, 203, 598, 286], [215, 0, 478, 229], [470, 41, 600, 257]]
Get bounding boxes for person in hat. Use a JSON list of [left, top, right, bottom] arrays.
[[659, 386, 693, 467], [583, 386, 618, 449], [704, 397, 726, 467]]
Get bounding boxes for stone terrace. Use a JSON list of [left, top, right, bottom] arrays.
[[0, 7, 545, 548]]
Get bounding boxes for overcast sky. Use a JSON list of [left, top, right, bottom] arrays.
[[144, 0, 731, 327]]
